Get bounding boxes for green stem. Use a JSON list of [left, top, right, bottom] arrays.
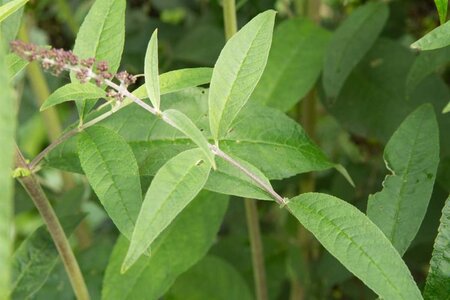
[[56, 0, 79, 35], [15, 148, 90, 300], [223, 0, 238, 40], [245, 199, 269, 300]]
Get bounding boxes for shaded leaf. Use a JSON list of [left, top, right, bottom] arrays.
[[209, 10, 275, 140], [102, 191, 228, 300], [423, 197, 450, 299], [288, 193, 422, 299], [251, 18, 330, 111], [323, 2, 389, 99], [367, 105, 440, 255], [0, 0, 27, 22], [40, 83, 106, 111], [411, 21, 450, 50], [78, 125, 142, 239], [144, 29, 161, 110], [122, 148, 211, 271], [167, 256, 252, 300]]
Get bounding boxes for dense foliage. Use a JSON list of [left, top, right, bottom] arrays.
[[1, 0, 449, 299]]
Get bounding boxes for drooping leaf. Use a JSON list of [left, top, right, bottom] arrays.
[[102, 191, 228, 300], [10, 215, 83, 299], [367, 105, 440, 256], [435, 0, 448, 24], [163, 109, 216, 168], [71, 0, 125, 116], [167, 256, 252, 300], [78, 125, 142, 239], [0, 0, 27, 22], [209, 10, 275, 141], [6, 52, 27, 79], [288, 193, 422, 299], [411, 21, 450, 51], [132, 67, 213, 99], [423, 197, 450, 299], [122, 148, 211, 272], [322, 2, 389, 99], [144, 29, 161, 110], [47, 88, 335, 182], [251, 18, 330, 111], [40, 83, 106, 111], [0, 39, 15, 300]]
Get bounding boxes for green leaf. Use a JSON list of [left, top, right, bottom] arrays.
[[423, 197, 450, 299], [1, 0, 24, 43], [0, 0, 27, 22], [367, 105, 440, 255], [167, 255, 252, 300], [71, 0, 125, 116], [122, 148, 211, 272], [435, 0, 448, 24], [251, 18, 330, 112], [209, 10, 275, 141], [0, 40, 15, 300], [78, 125, 142, 239], [411, 21, 450, 51], [288, 193, 422, 299], [6, 52, 27, 80], [163, 109, 216, 169], [11, 215, 83, 299], [443, 102, 450, 113], [323, 2, 389, 99], [144, 29, 161, 110], [40, 83, 106, 111], [133, 68, 213, 99], [102, 191, 228, 300]]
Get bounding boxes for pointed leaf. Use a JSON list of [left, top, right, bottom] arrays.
[[288, 193, 422, 300], [6, 52, 27, 80], [367, 105, 440, 255], [0, 0, 27, 22], [41, 83, 106, 111], [0, 40, 15, 300], [209, 10, 275, 140], [144, 29, 161, 110], [78, 125, 142, 239], [251, 18, 330, 111], [411, 21, 450, 50], [163, 109, 215, 169], [167, 256, 252, 300], [435, 0, 448, 24], [423, 197, 450, 299], [71, 0, 125, 116], [102, 191, 228, 300], [323, 2, 389, 99], [122, 148, 211, 271], [443, 102, 450, 113]]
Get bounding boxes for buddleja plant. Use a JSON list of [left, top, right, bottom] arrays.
[[1, 0, 448, 299]]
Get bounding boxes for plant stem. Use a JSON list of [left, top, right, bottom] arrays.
[[245, 199, 269, 300], [15, 148, 90, 300], [223, 0, 238, 40]]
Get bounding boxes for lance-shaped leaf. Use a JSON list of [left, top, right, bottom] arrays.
[[423, 197, 450, 299], [367, 105, 439, 256], [251, 18, 330, 112], [163, 109, 215, 169], [78, 125, 142, 239], [11, 215, 83, 299], [0, 40, 15, 300], [145, 29, 161, 110], [103, 191, 228, 300], [411, 21, 450, 50], [435, 0, 448, 24], [0, 0, 27, 22], [167, 256, 252, 300], [122, 148, 211, 272], [288, 193, 422, 300], [71, 0, 125, 116], [6, 52, 27, 80], [323, 2, 389, 99], [41, 83, 106, 111], [208, 10, 275, 141], [132, 68, 213, 99], [444, 102, 450, 113], [1, 0, 25, 43]]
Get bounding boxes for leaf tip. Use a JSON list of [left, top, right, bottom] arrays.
[[335, 164, 355, 187]]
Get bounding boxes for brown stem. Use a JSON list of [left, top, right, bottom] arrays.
[[15, 148, 90, 300]]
